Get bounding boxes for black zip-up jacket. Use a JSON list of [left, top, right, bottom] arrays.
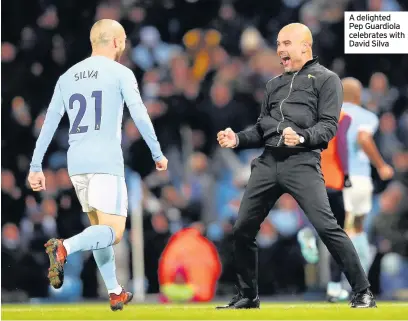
[[236, 57, 343, 151]]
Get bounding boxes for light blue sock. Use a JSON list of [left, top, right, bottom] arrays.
[[93, 246, 121, 294], [351, 232, 371, 273], [63, 225, 115, 255]]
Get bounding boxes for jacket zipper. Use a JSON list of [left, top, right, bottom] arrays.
[[276, 72, 298, 146]]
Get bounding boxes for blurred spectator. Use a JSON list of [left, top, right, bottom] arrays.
[[257, 218, 278, 249], [268, 194, 301, 238], [372, 159, 408, 297], [398, 111, 408, 148], [95, 3, 121, 22], [184, 152, 215, 223], [1, 42, 17, 63], [183, 28, 222, 82], [168, 54, 192, 95], [376, 112, 404, 165], [2, 170, 24, 225], [240, 27, 265, 61], [362, 72, 400, 114], [2, 222, 49, 298], [198, 81, 248, 153], [132, 26, 182, 71], [143, 213, 171, 293], [210, 4, 246, 56], [121, 6, 147, 45], [2, 223, 29, 301], [160, 185, 201, 225], [37, 6, 59, 30], [258, 206, 306, 295], [20, 200, 57, 252]]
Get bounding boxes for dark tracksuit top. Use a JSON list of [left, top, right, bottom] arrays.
[[231, 57, 370, 299], [235, 57, 343, 151]]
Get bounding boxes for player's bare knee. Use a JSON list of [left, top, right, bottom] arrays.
[[353, 215, 366, 232], [95, 210, 126, 244], [87, 211, 99, 225], [101, 222, 125, 244], [113, 227, 124, 245]]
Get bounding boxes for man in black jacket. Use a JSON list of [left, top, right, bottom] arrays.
[[216, 23, 376, 309]]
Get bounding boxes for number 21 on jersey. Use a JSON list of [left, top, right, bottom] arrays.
[[69, 91, 102, 134]]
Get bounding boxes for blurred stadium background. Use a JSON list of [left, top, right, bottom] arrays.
[[2, 0, 408, 305]]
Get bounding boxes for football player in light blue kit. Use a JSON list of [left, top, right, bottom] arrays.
[[341, 77, 393, 273], [27, 19, 168, 311]]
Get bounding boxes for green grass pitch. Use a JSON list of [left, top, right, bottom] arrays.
[[2, 302, 408, 320]]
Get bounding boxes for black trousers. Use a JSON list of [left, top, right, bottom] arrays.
[[232, 149, 370, 298], [327, 189, 346, 283]]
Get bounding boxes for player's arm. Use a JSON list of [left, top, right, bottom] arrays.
[[335, 113, 351, 177], [30, 80, 65, 171], [120, 69, 164, 162], [357, 117, 383, 169], [357, 115, 393, 180], [29, 80, 65, 191], [297, 74, 343, 147]]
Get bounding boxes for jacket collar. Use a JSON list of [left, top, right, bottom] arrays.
[[286, 56, 319, 75], [302, 56, 319, 68]]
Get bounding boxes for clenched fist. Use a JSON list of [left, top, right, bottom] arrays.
[[217, 127, 237, 148], [282, 127, 301, 146], [155, 156, 168, 171], [378, 164, 394, 181], [28, 171, 46, 191]]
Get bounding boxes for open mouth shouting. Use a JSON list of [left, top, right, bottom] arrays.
[[280, 55, 291, 68]]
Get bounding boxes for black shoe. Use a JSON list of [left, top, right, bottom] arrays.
[[350, 289, 377, 308], [233, 297, 260, 309], [217, 296, 260, 309], [216, 292, 242, 309]]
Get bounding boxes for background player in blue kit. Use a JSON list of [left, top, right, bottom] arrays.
[[341, 77, 394, 272], [27, 19, 168, 311]]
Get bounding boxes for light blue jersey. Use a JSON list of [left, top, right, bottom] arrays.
[[30, 56, 163, 177], [342, 102, 379, 177]]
